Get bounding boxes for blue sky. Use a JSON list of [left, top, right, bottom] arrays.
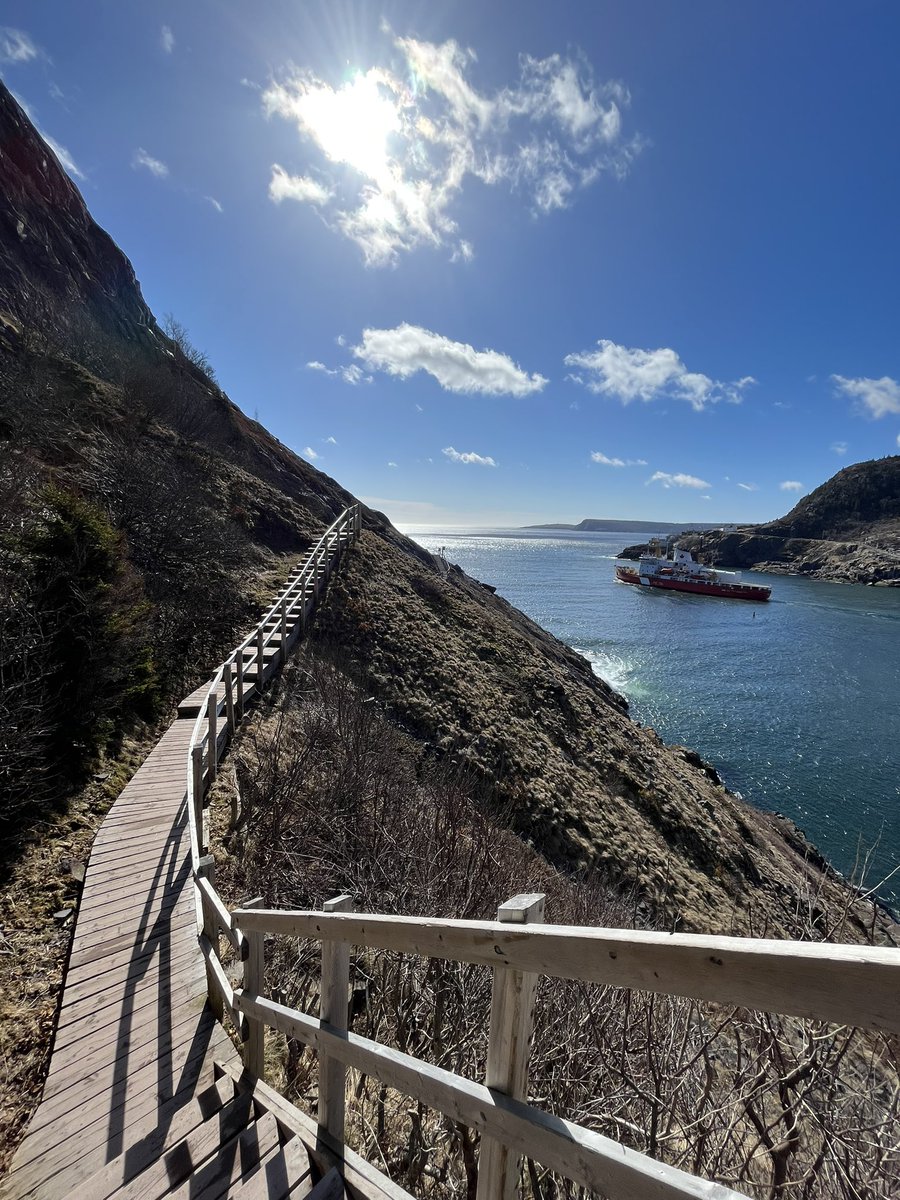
[[3, 1, 900, 526]]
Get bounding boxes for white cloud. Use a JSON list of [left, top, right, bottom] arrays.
[[443, 446, 497, 467], [388, 461, 398, 468], [302, 446, 319, 460], [205, 195, 223, 213], [780, 480, 804, 492], [132, 148, 168, 178], [832, 374, 900, 419], [325, 436, 337, 445], [590, 450, 647, 467], [831, 441, 848, 456], [269, 164, 332, 206], [353, 324, 546, 396], [737, 482, 758, 491], [306, 360, 372, 385], [565, 339, 755, 411], [161, 25, 175, 54], [263, 37, 641, 265], [648, 471, 711, 490], [1, 27, 41, 64]]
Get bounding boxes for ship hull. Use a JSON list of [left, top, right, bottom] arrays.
[[615, 566, 770, 602]]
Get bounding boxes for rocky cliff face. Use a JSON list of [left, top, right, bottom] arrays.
[[1, 81, 893, 940], [622, 458, 900, 584], [0, 88, 158, 345]]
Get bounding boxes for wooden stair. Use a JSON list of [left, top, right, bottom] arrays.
[[65, 1070, 344, 1199]]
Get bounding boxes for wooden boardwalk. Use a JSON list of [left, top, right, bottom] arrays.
[[0, 512, 379, 1200], [1, 717, 242, 1198]]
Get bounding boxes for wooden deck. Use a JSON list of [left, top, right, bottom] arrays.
[[1, 717, 241, 1199], [0, 511, 384, 1200]]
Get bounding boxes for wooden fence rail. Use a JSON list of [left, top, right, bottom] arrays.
[[184, 502, 900, 1200]]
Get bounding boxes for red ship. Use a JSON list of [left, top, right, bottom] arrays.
[[615, 540, 771, 602]]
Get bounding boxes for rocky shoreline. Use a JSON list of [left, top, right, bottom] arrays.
[[619, 531, 900, 585]]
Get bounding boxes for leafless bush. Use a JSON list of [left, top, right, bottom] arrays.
[[217, 650, 900, 1199]]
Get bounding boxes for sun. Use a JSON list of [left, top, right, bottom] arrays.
[[296, 69, 401, 184]]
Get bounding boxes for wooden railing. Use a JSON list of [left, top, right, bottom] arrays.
[[184, 501, 361, 871], [185, 502, 900, 1200]]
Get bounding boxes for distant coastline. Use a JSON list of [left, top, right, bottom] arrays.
[[523, 518, 735, 534]]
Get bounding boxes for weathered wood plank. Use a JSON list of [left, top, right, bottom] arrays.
[[232, 909, 900, 1033], [318, 894, 354, 1146], [226, 1136, 314, 1200], [236, 994, 740, 1200], [161, 1113, 280, 1200], [214, 1058, 413, 1200], [63, 1077, 236, 1200]]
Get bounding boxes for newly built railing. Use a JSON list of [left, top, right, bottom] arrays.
[[185, 502, 900, 1200]]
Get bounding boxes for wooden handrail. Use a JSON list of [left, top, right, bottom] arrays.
[[229, 907, 900, 1034], [184, 503, 360, 872], [235, 988, 736, 1200]]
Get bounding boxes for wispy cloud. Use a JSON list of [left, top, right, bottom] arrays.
[[161, 25, 175, 54], [780, 480, 804, 492], [590, 450, 647, 467], [443, 446, 497, 467], [647, 471, 711, 490], [306, 360, 372, 385], [1, 27, 42, 64], [132, 148, 169, 178], [263, 35, 641, 265], [325, 436, 337, 445], [204, 195, 223, 213], [832, 374, 900, 419], [269, 165, 332, 206], [387, 461, 398, 468], [302, 446, 319, 460], [830, 441, 848, 456], [737, 482, 758, 491], [353, 324, 546, 396], [566, 339, 755, 412]]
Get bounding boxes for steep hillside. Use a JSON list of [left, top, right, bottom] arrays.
[[0, 81, 893, 942]]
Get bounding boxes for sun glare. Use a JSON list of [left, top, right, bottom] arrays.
[[299, 69, 400, 183]]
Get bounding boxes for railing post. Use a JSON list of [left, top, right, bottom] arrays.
[[280, 597, 288, 663], [236, 648, 245, 718], [224, 660, 235, 733], [191, 744, 204, 850], [241, 895, 266, 1078], [318, 893, 355, 1148], [256, 625, 265, 689], [197, 854, 224, 1021], [476, 893, 546, 1200], [207, 690, 218, 783]]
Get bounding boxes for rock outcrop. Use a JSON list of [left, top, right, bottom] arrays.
[[621, 457, 900, 584]]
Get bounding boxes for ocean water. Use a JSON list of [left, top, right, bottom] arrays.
[[401, 526, 900, 908]]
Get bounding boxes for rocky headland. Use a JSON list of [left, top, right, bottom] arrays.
[[619, 457, 900, 584]]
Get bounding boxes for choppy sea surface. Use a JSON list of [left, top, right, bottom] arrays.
[[401, 525, 900, 908]]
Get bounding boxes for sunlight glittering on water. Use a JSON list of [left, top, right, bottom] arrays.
[[402, 524, 900, 906]]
